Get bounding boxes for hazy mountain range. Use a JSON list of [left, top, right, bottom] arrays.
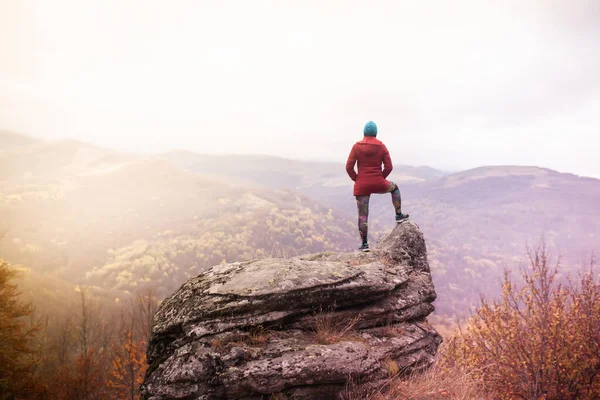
[[1, 131, 598, 327]]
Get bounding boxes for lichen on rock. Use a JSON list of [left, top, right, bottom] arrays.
[[142, 221, 441, 400]]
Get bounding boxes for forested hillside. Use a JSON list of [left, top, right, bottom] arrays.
[[0, 134, 358, 301]]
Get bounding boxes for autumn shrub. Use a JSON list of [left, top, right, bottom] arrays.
[[439, 245, 600, 399], [108, 327, 147, 399]]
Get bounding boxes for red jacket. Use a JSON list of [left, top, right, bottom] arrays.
[[346, 136, 393, 196]]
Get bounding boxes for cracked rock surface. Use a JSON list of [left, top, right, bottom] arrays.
[[142, 221, 441, 400]]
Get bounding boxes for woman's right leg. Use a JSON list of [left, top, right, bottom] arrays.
[[388, 182, 409, 221], [356, 194, 370, 245], [388, 182, 402, 214]]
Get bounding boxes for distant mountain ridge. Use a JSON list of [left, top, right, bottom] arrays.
[[1, 132, 598, 328], [157, 149, 448, 212], [0, 130, 43, 151], [159, 150, 447, 189]]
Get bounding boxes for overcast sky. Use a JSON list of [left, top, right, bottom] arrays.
[[1, 0, 599, 176]]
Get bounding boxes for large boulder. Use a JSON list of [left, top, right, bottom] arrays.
[[142, 221, 441, 400]]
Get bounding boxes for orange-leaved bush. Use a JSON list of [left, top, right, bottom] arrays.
[[108, 327, 147, 399], [440, 244, 600, 399]]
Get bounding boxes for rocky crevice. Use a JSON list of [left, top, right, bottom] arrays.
[[142, 221, 441, 400]]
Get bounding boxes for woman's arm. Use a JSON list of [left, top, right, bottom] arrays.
[[382, 145, 393, 178], [346, 144, 358, 181]]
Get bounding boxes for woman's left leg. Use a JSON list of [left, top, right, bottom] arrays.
[[355, 194, 371, 246]]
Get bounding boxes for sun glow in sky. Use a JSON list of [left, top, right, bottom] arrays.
[[1, 0, 599, 176]]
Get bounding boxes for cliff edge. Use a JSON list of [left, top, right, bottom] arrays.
[[142, 221, 441, 400]]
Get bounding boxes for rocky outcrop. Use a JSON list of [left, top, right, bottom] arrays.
[[142, 221, 441, 400]]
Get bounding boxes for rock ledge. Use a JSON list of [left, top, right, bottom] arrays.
[[142, 221, 440, 400]]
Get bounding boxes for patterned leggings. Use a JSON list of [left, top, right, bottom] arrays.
[[356, 182, 402, 244]]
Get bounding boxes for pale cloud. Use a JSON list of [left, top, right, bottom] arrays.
[[1, 0, 599, 176]]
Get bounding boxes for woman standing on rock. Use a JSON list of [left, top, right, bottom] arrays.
[[346, 121, 409, 252]]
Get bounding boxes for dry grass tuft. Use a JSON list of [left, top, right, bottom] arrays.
[[379, 254, 396, 268], [209, 325, 273, 351], [364, 364, 490, 400], [380, 319, 405, 337], [312, 309, 363, 345], [269, 392, 289, 400], [382, 358, 400, 377], [247, 325, 271, 345], [347, 256, 368, 267]]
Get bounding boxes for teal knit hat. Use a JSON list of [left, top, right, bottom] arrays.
[[364, 121, 377, 137]]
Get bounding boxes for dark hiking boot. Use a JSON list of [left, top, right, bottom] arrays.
[[396, 213, 409, 223], [358, 243, 370, 252]]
